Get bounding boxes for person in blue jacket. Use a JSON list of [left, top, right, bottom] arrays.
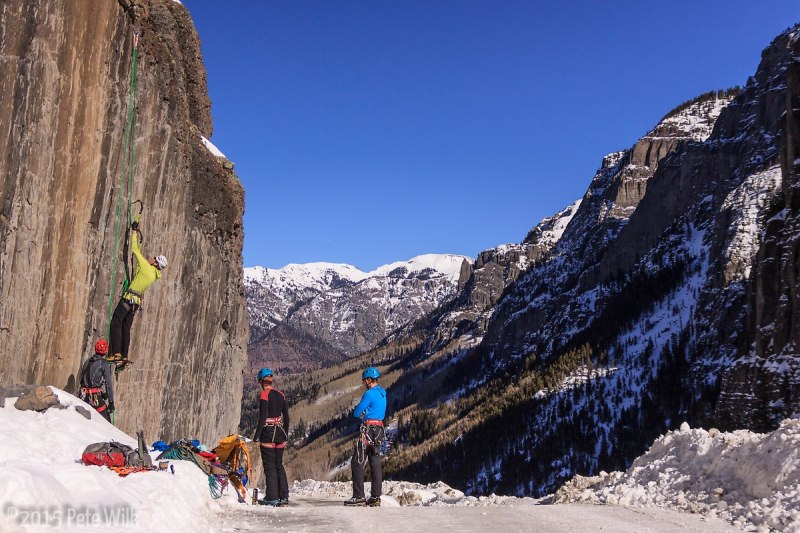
[[344, 366, 387, 507]]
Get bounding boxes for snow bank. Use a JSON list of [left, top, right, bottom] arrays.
[[290, 479, 537, 507], [555, 419, 800, 531], [200, 135, 226, 158], [0, 388, 237, 532]]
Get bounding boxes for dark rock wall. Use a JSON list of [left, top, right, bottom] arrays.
[[0, 0, 248, 443], [720, 31, 800, 430]]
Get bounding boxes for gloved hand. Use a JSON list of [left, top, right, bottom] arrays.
[[108, 401, 115, 413], [131, 213, 141, 229]]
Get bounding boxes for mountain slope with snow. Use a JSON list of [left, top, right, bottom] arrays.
[[286, 25, 800, 509]]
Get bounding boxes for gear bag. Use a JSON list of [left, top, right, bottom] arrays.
[[213, 434, 254, 501], [82, 430, 152, 468], [81, 441, 134, 467]]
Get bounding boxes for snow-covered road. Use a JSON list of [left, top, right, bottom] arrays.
[[215, 498, 742, 533]]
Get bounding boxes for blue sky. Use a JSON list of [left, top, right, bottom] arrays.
[[185, 1, 798, 271]]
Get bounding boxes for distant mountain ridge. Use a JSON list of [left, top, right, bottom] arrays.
[[243, 254, 472, 366]]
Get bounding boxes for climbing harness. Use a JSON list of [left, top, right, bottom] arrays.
[[259, 415, 288, 448], [355, 421, 386, 467], [106, 30, 141, 339], [80, 387, 107, 413]]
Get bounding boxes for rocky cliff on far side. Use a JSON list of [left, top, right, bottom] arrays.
[[0, 0, 247, 443]]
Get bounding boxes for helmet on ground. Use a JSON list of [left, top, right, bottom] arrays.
[[154, 255, 168, 269], [257, 368, 273, 380], [95, 339, 109, 355], [362, 366, 380, 380]]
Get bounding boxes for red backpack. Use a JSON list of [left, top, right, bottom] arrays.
[[81, 441, 134, 467]]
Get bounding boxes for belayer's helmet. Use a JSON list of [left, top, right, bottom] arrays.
[[95, 339, 109, 355], [154, 255, 168, 269], [257, 367, 273, 381], [362, 366, 380, 380]]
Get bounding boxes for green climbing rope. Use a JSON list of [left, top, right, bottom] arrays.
[[106, 31, 141, 339], [159, 446, 225, 499]]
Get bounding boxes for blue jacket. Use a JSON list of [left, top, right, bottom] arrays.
[[353, 385, 386, 421]]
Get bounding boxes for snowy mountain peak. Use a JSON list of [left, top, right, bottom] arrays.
[[523, 199, 583, 248], [369, 254, 471, 282], [649, 92, 737, 142], [244, 254, 473, 352], [244, 262, 367, 289]]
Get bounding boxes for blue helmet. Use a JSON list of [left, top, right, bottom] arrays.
[[362, 366, 380, 380], [257, 367, 273, 380]]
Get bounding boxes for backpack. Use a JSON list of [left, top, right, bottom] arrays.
[[212, 434, 254, 500], [81, 441, 134, 467], [79, 354, 105, 389], [81, 431, 152, 468], [124, 431, 153, 467]]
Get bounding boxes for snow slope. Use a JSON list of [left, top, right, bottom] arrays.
[[0, 388, 240, 532]]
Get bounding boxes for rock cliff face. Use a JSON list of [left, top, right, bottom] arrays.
[[0, 0, 248, 443], [720, 28, 800, 431]]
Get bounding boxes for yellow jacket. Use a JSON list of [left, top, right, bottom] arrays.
[[123, 231, 161, 305]]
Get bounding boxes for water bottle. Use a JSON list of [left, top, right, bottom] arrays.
[[252, 488, 259, 505]]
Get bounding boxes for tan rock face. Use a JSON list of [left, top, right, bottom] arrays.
[[0, 0, 248, 443]]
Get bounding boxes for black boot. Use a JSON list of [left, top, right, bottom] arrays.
[[344, 496, 366, 507], [366, 496, 381, 507]]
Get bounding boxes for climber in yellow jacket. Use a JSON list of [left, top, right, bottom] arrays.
[[109, 213, 167, 371]]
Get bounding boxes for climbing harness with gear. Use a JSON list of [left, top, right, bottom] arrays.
[[355, 420, 386, 468], [259, 416, 287, 448], [79, 387, 108, 414]]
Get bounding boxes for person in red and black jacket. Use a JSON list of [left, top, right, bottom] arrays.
[[252, 367, 290, 507]]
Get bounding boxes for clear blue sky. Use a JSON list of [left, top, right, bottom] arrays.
[[185, 1, 798, 271]]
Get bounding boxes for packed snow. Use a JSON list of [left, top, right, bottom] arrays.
[[290, 479, 530, 507], [200, 135, 226, 158], [0, 388, 234, 532], [556, 419, 800, 532], [2, 387, 797, 531]]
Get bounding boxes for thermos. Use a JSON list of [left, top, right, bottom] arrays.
[[252, 488, 259, 505]]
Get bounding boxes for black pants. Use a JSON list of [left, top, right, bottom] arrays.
[[110, 300, 138, 358], [351, 429, 383, 499], [260, 446, 288, 501]]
